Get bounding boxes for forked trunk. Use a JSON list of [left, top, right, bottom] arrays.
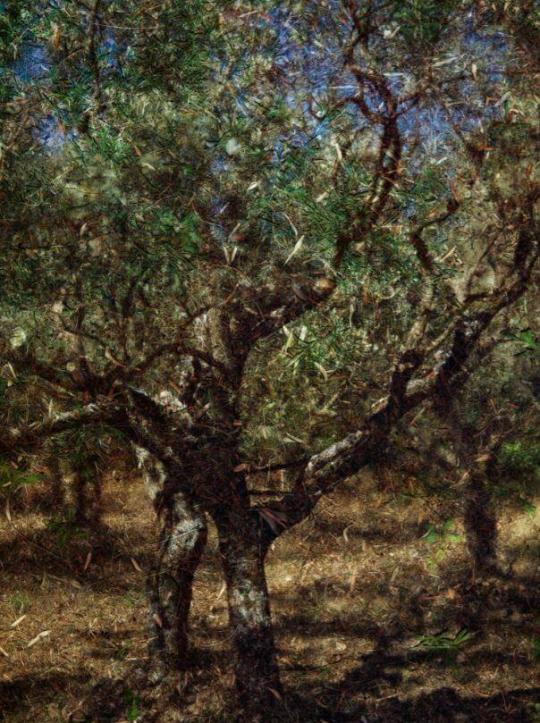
[[146, 490, 207, 684], [216, 515, 283, 719]]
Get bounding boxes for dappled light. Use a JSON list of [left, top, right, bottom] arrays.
[[1, 1, 538, 720]]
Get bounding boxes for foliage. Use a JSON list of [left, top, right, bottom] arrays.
[[0, 460, 42, 500], [0, 0, 538, 713], [499, 440, 540, 479], [124, 689, 141, 722], [422, 518, 463, 572], [415, 629, 474, 660]]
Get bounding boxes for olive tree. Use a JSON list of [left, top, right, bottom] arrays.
[[1, 0, 538, 716]]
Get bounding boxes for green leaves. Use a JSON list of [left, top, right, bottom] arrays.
[[415, 628, 474, 657], [390, 0, 459, 46], [92, 127, 132, 165], [124, 689, 141, 722], [499, 440, 540, 477], [422, 519, 461, 544], [512, 328, 539, 356], [422, 519, 462, 571], [178, 211, 202, 255], [0, 462, 43, 499]]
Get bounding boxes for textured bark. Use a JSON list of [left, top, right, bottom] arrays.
[[146, 489, 207, 684], [215, 515, 282, 718]]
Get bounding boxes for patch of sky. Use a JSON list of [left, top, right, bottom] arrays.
[[464, 22, 507, 53], [235, 89, 250, 116], [463, 10, 509, 84], [12, 42, 50, 83], [33, 114, 77, 154], [210, 156, 229, 176], [101, 29, 121, 72], [301, 43, 340, 95]]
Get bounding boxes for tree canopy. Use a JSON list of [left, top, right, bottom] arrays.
[[0, 0, 538, 718]]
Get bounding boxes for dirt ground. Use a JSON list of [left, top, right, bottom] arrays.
[[0, 469, 538, 722]]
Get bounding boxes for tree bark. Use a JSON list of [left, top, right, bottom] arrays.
[[215, 514, 283, 719], [146, 489, 208, 684]]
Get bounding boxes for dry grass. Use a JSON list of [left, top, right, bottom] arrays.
[[0, 470, 538, 722]]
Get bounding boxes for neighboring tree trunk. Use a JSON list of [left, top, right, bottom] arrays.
[[146, 488, 208, 684], [72, 463, 103, 527], [73, 469, 89, 524], [215, 512, 282, 720], [463, 469, 498, 574], [436, 403, 504, 576], [46, 450, 65, 510]]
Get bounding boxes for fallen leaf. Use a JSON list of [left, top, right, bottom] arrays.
[[130, 557, 143, 573], [233, 463, 249, 472], [285, 235, 305, 264], [27, 630, 51, 648]]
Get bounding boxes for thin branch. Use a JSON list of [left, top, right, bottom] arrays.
[[0, 403, 118, 457], [257, 237, 538, 545]]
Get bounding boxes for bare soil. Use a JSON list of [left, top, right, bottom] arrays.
[[1, 470, 538, 722]]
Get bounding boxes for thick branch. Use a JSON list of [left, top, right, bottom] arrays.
[[0, 402, 118, 457], [228, 275, 336, 362], [259, 244, 537, 544]]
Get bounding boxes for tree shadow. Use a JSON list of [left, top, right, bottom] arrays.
[[0, 672, 89, 717], [308, 514, 426, 544], [288, 635, 539, 722], [271, 570, 540, 721], [355, 685, 538, 722], [78, 644, 235, 723], [0, 523, 155, 592]]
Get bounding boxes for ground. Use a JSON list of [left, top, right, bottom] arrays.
[[0, 469, 538, 722]]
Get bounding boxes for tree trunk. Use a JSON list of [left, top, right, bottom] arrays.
[[72, 455, 102, 527], [146, 490, 207, 684], [463, 471, 498, 573], [46, 451, 65, 510], [73, 469, 89, 524], [216, 515, 283, 719]]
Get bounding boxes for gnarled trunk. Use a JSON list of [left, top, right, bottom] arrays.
[[146, 489, 207, 684], [215, 514, 282, 719]]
